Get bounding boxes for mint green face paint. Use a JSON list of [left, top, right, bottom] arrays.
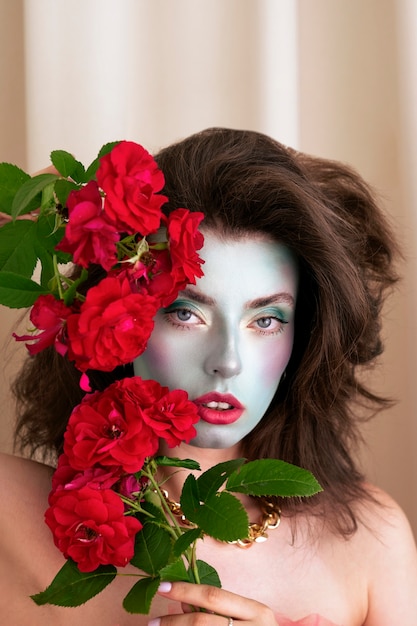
[[134, 231, 298, 449]]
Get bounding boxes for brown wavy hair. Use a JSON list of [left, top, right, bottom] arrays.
[[12, 128, 399, 534]]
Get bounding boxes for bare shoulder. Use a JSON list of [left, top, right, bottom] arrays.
[[0, 450, 53, 475], [0, 451, 53, 501], [360, 483, 417, 547], [357, 484, 417, 625], [0, 452, 54, 555], [0, 452, 154, 625]]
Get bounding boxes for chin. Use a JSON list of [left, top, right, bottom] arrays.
[[189, 433, 241, 450]]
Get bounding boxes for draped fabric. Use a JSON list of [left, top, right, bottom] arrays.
[[0, 0, 416, 537], [22, 0, 299, 170]]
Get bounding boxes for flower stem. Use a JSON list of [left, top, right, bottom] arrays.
[[52, 255, 64, 300], [145, 471, 184, 540], [189, 541, 201, 585], [119, 495, 154, 518]]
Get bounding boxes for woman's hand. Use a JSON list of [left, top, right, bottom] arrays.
[[148, 581, 278, 625], [0, 164, 59, 226]]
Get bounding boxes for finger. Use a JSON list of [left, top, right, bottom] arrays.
[[149, 614, 232, 626], [0, 165, 60, 228], [0, 212, 12, 226], [0, 210, 37, 224], [32, 164, 60, 176], [155, 581, 276, 623]]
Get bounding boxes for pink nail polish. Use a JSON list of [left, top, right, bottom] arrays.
[[157, 581, 172, 593], [148, 619, 161, 626]]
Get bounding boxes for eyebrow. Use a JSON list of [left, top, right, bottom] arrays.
[[245, 293, 295, 309], [178, 288, 295, 309], [178, 288, 216, 306]]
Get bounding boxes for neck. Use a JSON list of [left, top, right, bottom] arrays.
[[156, 440, 281, 535]]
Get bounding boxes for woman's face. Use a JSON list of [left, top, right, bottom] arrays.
[[134, 230, 298, 449]]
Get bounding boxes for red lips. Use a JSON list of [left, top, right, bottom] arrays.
[[192, 392, 244, 425]]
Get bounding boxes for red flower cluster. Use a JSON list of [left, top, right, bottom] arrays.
[[129, 209, 205, 307], [13, 294, 71, 356], [46, 487, 141, 572], [14, 140, 205, 375], [56, 180, 119, 271], [66, 276, 158, 373], [46, 376, 199, 572], [63, 377, 198, 472], [97, 141, 167, 234]]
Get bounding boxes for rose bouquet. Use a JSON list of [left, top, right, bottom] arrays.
[[33, 374, 322, 614], [0, 141, 322, 614], [0, 140, 204, 388]]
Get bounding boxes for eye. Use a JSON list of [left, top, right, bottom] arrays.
[[163, 304, 205, 330], [256, 317, 273, 329], [249, 313, 289, 335], [176, 309, 193, 322]]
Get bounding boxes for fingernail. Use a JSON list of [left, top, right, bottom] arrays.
[[157, 581, 172, 593], [148, 620, 161, 626]]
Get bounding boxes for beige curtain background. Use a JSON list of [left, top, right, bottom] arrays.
[[1, 0, 416, 536]]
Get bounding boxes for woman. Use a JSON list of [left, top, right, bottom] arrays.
[[0, 128, 416, 625]]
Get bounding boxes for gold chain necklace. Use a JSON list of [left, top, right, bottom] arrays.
[[159, 489, 281, 549]]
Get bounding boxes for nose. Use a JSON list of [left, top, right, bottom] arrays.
[[203, 325, 242, 379]]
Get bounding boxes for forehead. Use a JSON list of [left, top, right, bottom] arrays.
[[192, 230, 298, 301]]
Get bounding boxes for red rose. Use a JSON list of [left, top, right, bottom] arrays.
[[13, 294, 71, 356], [97, 141, 167, 235], [119, 209, 205, 308], [144, 389, 199, 447], [63, 378, 162, 473], [66, 275, 158, 372], [143, 248, 178, 306], [56, 181, 119, 271], [166, 209, 205, 286], [117, 474, 148, 500], [45, 486, 142, 572], [117, 248, 178, 308], [51, 453, 121, 494]]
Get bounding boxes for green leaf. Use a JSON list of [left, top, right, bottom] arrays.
[[84, 141, 121, 181], [173, 528, 203, 557], [54, 178, 79, 207], [84, 159, 101, 182], [159, 558, 189, 582], [130, 524, 172, 575], [122, 576, 160, 614], [196, 458, 246, 500], [61, 267, 87, 306], [179, 474, 201, 521], [154, 456, 201, 471], [33, 213, 68, 287], [0, 212, 67, 293], [0, 163, 30, 214], [36, 247, 56, 288], [97, 141, 122, 158], [139, 499, 169, 526], [0, 220, 39, 278], [188, 560, 221, 588], [50, 150, 86, 182], [226, 459, 323, 498], [40, 181, 57, 214], [11, 173, 59, 219], [0, 272, 49, 307], [31, 559, 116, 607], [191, 492, 249, 542], [181, 476, 249, 542]]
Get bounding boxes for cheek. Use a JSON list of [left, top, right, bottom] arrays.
[[136, 328, 198, 388], [135, 331, 174, 381], [260, 331, 294, 388], [143, 338, 169, 372]]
